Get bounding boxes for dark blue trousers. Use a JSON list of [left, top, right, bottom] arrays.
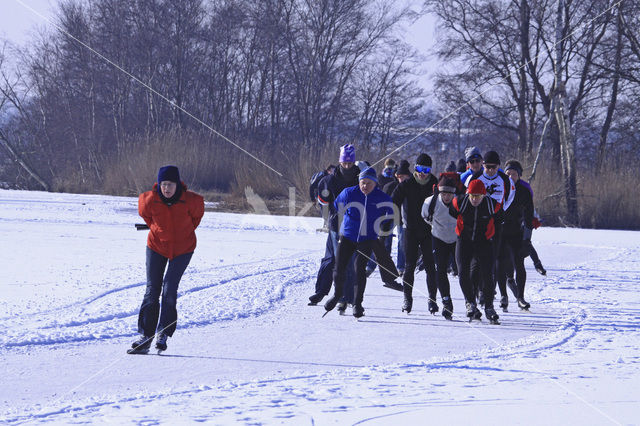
[[138, 247, 193, 337], [315, 231, 355, 299], [332, 237, 376, 308]]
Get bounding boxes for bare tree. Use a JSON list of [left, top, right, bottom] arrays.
[[0, 0, 424, 192], [553, 0, 578, 225], [0, 44, 50, 190], [595, 3, 623, 172], [281, 0, 413, 149], [427, 0, 619, 224]]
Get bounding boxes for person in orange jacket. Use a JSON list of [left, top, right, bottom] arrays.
[[129, 165, 204, 354]]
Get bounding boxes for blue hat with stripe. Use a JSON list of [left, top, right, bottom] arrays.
[[359, 167, 378, 184]]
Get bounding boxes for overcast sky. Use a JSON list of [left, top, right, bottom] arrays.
[[0, 0, 437, 90], [0, 0, 53, 44]]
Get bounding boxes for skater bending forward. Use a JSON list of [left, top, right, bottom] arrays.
[[129, 165, 205, 354], [324, 167, 394, 318], [449, 179, 501, 324]]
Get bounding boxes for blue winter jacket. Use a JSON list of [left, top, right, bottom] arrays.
[[460, 168, 475, 184], [334, 186, 394, 243]]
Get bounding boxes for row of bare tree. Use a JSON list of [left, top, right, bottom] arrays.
[[0, 0, 422, 191], [426, 0, 640, 225]]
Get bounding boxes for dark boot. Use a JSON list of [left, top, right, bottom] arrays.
[[382, 280, 403, 292], [402, 295, 413, 313], [308, 293, 325, 306], [128, 335, 153, 354], [517, 298, 531, 310], [428, 299, 439, 315], [485, 305, 500, 323], [155, 333, 168, 351], [131, 335, 153, 349], [353, 304, 365, 318], [442, 297, 453, 320], [324, 295, 339, 312], [465, 302, 481, 320], [500, 295, 509, 311], [402, 281, 413, 313]]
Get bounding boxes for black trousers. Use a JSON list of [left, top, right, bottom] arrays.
[[522, 239, 543, 267], [472, 223, 503, 298], [499, 232, 527, 298], [315, 231, 356, 297], [371, 237, 400, 283], [332, 237, 376, 307], [494, 223, 506, 296], [456, 237, 494, 308], [403, 230, 437, 299], [138, 247, 193, 337], [432, 236, 455, 299]]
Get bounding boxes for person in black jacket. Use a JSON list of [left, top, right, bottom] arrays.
[[308, 145, 361, 307], [377, 158, 397, 188], [465, 150, 515, 309], [309, 165, 336, 202], [391, 153, 438, 314], [383, 160, 411, 276], [501, 160, 534, 310], [449, 179, 501, 323], [309, 165, 336, 231]]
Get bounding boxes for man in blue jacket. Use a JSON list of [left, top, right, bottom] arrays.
[[324, 167, 395, 318], [460, 146, 483, 184], [308, 144, 360, 306]]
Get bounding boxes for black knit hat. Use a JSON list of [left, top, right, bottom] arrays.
[[445, 161, 457, 172], [396, 160, 411, 176], [438, 175, 458, 194], [416, 153, 432, 167], [505, 160, 523, 176], [457, 158, 467, 173], [158, 165, 180, 183], [483, 150, 500, 165]]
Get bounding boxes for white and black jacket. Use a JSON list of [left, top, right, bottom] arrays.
[[423, 195, 457, 244]]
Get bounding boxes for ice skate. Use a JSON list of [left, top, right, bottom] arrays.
[[442, 297, 453, 320], [155, 332, 168, 352], [485, 306, 500, 325], [402, 295, 413, 314], [428, 300, 439, 315], [382, 280, 403, 292], [517, 298, 531, 311], [500, 295, 509, 312], [308, 293, 324, 306], [127, 335, 152, 354], [466, 302, 481, 322], [353, 304, 365, 318]]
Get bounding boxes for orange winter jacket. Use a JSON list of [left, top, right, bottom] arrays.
[[138, 183, 205, 259]]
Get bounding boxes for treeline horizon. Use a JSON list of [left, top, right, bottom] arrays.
[[1, 0, 640, 230]]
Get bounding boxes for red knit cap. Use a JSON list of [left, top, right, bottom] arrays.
[[467, 179, 487, 195]]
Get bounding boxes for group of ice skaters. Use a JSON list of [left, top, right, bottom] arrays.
[[308, 144, 547, 325], [126, 145, 548, 354]]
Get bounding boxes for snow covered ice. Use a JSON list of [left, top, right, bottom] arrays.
[[1, 189, 639, 425]]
